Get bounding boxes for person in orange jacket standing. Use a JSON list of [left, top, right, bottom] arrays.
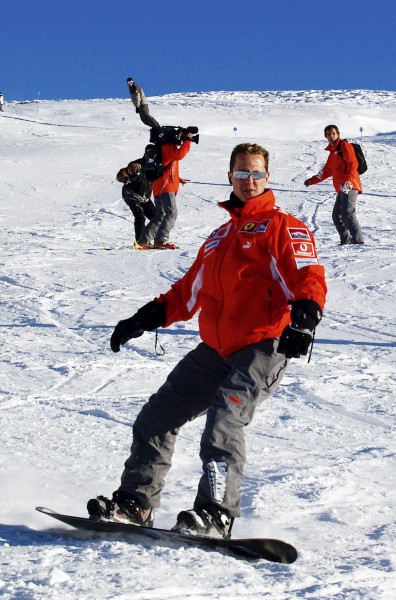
[[137, 134, 193, 249], [88, 142, 327, 538], [304, 124, 364, 245]]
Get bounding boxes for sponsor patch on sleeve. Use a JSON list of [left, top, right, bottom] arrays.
[[288, 227, 310, 240], [291, 241, 315, 257], [295, 257, 319, 269]]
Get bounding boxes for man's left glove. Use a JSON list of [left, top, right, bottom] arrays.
[[110, 300, 166, 353], [278, 299, 322, 359], [341, 181, 353, 193]]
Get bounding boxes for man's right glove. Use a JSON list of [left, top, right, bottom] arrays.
[[304, 178, 313, 187], [110, 300, 166, 353], [278, 299, 322, 359]]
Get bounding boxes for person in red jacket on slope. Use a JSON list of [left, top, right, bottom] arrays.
[[88, 143, 327, 539], [137, 134, 193, 250], [304, 124, 364, 245]]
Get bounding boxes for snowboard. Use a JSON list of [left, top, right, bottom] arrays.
[[36, 507, 297, 563]]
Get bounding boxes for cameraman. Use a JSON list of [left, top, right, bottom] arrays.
[[117, 160, 156, 245], [137, 133, 194, 250]]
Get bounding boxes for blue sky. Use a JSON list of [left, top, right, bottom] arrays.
[[2, 0, 395, 101]]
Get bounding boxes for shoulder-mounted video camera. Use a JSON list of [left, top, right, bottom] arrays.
[[150, 125, 199, 145]]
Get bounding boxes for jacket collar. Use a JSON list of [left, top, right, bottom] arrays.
[[326, 137, 342, 152], [220, 189, 276, 217]]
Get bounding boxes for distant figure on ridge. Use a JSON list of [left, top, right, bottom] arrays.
[[127, 78, 160, 129], [0, 92, 4, 112], [304, 124, 365, 245]]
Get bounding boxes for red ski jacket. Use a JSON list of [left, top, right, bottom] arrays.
[[152, 140, 191, 196], [157, 190, 327, 358], [308, 138, 362, 194]]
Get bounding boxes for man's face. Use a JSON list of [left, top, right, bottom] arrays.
[[325, 128, 339, 144], [229, 153, 269, 203]]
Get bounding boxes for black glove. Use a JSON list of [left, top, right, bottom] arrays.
[[136, 107, 140, 113], [110, 300, 166, 353], [278, 299, 322, 359]]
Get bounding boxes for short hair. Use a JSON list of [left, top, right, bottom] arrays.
[[324, 124, 340, 137], [229, 143, 269, 172]]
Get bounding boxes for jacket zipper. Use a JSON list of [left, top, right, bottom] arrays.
[[214, 218, 239, 355]]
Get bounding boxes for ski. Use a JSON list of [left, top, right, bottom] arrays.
[[98, 245, 182, 251], [97, 246, 134, 251], [36, 507, 297, 563]]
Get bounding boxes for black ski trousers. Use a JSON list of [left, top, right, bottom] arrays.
[[123, 193, 156, 241]]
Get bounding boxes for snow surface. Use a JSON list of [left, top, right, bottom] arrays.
[[1, 90, 395, 599]]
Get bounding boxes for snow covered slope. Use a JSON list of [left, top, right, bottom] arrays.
[[1, 90, 395, 599]]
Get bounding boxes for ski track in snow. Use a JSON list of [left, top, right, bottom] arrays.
[[1, 91, 396, 599]]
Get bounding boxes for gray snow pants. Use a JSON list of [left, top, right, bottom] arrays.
[[138, 103, 160, 129], [332, 190, 364, 244], [118, 340, 287, 517], [138, 192, 178, 245]]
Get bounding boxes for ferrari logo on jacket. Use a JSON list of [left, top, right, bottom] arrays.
[[242, 222, 256, 231], [239, 220, 272, 234]]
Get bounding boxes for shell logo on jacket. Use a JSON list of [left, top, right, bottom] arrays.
[[310, 138, 362, 194], [157, 189, 327, 358]]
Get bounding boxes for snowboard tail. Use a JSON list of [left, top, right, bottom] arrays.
[[36, 507, 297, 563]]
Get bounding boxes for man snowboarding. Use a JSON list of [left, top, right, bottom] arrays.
[[88, 142, 327, 539]]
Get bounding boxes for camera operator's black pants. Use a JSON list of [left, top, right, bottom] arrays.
[[123, 194, 156, 241], [117, 340, 287, 517]]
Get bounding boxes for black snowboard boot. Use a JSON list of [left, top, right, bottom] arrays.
[[87, 495, 114, 520], [172, 504, 234, 539], [87, 491, 154, 527]]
